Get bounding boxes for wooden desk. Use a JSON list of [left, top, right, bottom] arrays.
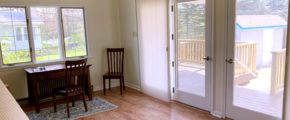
[[25, 64, 93, 113]]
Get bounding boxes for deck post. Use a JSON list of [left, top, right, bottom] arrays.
[[270, 49, 286, 95]]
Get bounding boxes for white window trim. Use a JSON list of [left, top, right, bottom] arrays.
[[0, 56, 90, 71], [0, 6, 89, 68]]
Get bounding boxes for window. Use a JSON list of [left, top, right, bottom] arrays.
[[62, 8, 87, 58], [0, 7, 31, 65], [31, 7, 61, 62], [0, 6, 88, 66], [15, 27, 22, 41], [15, 27, 28, 41]]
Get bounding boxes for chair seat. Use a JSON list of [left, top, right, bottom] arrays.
[[54, 86, 83, 96], [103, 72, 123, 77]]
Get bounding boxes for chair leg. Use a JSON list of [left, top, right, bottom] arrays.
[[82, 93, 88, 112], [66, 97, 70, 118], [53, 93, 57, 112], [122, 76, 125, 90], [109, 78, 111, 91], [120, 77, 123, 95], [103, 77, 106, 95], [72, 96, 75, 107]]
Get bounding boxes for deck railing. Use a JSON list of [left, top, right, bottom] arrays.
[[271, 49, 286, 95], [178, 39, 205, 65], [234, 42, 257, 76], [178, 40, 257, 76], [178, 39, 285, 95]]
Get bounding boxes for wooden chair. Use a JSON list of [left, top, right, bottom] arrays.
[[52, 59, 88, 118], [103, 48, 125, 95]]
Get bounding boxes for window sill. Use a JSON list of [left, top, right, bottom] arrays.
[[0, 56, 91, 72]]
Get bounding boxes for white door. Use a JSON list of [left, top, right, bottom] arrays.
[[172, 0, 212, 111], [226, 0, 288, 119]]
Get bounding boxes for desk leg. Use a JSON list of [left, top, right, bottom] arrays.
[[89, 85, 93, 100], [35, 88, 40, 113], [33, 75, 40, 113], [35, 99, 40, 113]]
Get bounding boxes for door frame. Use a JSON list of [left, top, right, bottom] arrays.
[[225, 0, 287, 119], [169, 0, 214, 112]]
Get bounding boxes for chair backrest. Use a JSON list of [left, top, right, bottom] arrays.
[[65, 58, 87, 91], [107, 48, 124, 73]]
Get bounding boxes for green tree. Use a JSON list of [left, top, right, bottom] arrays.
[[178, 3, 205, 40], [267, 0, 288, 20], [237, 0, 269, 15], [237, 0, 288, 20]]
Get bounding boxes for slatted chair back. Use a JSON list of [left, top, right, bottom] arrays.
[[65, 58, 87, 93], [107, 48, 124, 74]]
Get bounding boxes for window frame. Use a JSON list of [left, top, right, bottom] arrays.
[[60, 7, 89, 59], [0, 6, 89, 68], [30, 6, 63, 63], [0, 6, 33, 66]]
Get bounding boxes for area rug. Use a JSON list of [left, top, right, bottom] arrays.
[[26, 97, 118, 120]]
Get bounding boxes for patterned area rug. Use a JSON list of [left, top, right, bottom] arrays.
[[26, 97, 117, 120]]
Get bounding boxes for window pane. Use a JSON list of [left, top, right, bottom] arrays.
[[31, 7, 61, 62], [233, 0, 288, 118], [15, 27, 22, 41], [62, 8, 87, 58], [0, 7, 31, 64]]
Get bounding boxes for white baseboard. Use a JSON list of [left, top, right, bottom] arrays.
[[93, 81, 120, 91], [125, 82, 141, 91], [92, 81, 141, 92]]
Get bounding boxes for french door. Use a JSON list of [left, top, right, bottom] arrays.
[[226, 0, 288, 119], [172, 0, 212, 111]]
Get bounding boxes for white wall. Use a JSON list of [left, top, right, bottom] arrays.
[[118, 0, 141, 90], [263, 29, 274, 66], [273, 28, 285, 51], [0, 0, 121, 99]]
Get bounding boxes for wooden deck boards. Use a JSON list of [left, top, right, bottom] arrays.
[[178, 66, 283, 118]]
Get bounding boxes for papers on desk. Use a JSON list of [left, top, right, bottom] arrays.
[[33, 67, 46, 72]]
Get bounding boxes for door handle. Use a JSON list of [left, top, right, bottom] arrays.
[[226, 59, 234, 64], [203, 56, 211, 61]]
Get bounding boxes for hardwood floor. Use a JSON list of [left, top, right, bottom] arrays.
[[22, 87, 225, 120]]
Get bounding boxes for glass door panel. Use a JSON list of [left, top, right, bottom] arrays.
[[173, 0, 211, 111], [226, 0, 288, 119], [177, 0, 206, 97]]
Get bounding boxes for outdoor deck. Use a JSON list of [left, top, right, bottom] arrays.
[[177, 39, 285, 118], [178, 64, 205, 96], [178, 65, 283, 118]]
